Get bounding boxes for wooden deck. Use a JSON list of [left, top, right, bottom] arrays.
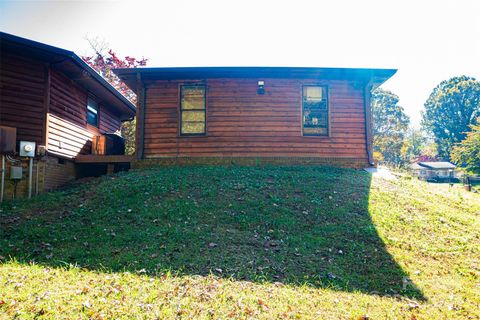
[[75, 154, 134, 164]]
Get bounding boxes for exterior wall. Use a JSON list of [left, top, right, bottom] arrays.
[[1, 157, 40, 200], [0, 56, 125, 199], [47, 70, 122, 159], [42, 155, 76, 191], [99, 106, 122, 133], [1, 155, 75, 200], [0, 52, 46, 144], [140, 78, 368, 166], [413, 168, 458, 180], [0, 56, 124, 160], [49, 70, 88, 128], [132, 157, 368, 169]]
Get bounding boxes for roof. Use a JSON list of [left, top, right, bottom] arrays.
[[410, 163, 424, 170], [416, 162, 456, 170], [113, 66, 397, 92], [0, 32, 136, 120]]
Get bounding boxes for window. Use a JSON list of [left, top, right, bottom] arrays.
[[180, 85, 206, 135], [302, 86, 328, 136], [87, 98, 99, 127]]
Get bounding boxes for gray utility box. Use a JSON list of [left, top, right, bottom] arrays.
[[0, 126, 16, 154], [10, 166, 22, 180], [19, 141, 36, 157]]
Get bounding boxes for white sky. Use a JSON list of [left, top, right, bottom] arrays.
[[1, 0, 479, 125]]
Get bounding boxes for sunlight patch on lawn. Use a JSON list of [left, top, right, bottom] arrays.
[[0, 261, 419, 319]]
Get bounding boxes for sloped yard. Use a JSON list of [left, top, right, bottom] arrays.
[[0, 166, 479, 319]]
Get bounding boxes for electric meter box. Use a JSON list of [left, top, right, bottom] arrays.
[[0, 126, 16, 154], [10, 166, 22, 180], [19, 141, 36, 157]]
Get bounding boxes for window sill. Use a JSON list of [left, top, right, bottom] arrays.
[[179, 134, 207, 138]]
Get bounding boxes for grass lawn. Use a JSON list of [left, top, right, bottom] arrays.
[[0, 166, 479, 319]]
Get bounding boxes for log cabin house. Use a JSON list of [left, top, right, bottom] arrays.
[[113, 67, 396, 168], [0, 32, 135, 199]]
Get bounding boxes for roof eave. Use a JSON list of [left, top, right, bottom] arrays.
[[113, 67, 397, 92], [0, 32, 136, 118], [68, 54, 137, 117]]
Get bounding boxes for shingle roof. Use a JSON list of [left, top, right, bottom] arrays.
[[410, 163, 424, 170], [418, 162, 456, 169]]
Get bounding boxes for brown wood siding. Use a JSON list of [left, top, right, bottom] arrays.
[[49, 70, 88, 127], [0, 53, 46, 144], [47, 113, 93, 158], [47, 70, 123, 158], [142, 78, 367, 160], [99, 104, 121, 133]]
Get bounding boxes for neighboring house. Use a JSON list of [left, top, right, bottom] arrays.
[[114, 67, 396, 168], [410, 162, 457, 180], [0, 32, 136, 199]]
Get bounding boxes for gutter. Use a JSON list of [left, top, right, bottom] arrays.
[[68, 54, 137, 114]]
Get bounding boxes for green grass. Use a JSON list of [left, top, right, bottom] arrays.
[[1, 166, 479, 319]]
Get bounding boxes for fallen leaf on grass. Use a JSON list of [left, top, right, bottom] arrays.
[[258, 299, 269, 311]]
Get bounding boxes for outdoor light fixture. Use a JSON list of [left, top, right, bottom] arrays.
[[257, 80, 265, 95]]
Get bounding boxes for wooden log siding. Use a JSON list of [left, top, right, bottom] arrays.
[[99, 105, 122, 133], [47, 69, 123, 159], [142, 78, 368, 161], [47, 113, 93, 158], [0, 53, 46, 144], [50, 70, 122, 134], [49, 70, 88, 127]]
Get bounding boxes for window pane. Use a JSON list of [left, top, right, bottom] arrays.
[[87, 98, 98, 126], [304, 86, 323, 102], [180, 85, 206, 135], [302, 86, 328, 136], [87, 111, 98, 126], [182, 122, 205, 134], [87, 105, 98, 114], [182, 111, 205, 122], [182, 86, 205, 110]]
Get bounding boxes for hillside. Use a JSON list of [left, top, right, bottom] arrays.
[[1, 166, 479, 319]]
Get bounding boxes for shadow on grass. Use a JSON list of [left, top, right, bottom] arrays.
[[0, 166, 424, 300]]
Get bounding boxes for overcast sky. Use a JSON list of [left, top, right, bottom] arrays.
[[1, 0, 479, 125]]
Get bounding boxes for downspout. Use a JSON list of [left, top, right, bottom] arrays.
[[40, 62, 51, 195], [0, 155, 5, 202], [135, 73, 146, 160], [364, 82, 375, 166]]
